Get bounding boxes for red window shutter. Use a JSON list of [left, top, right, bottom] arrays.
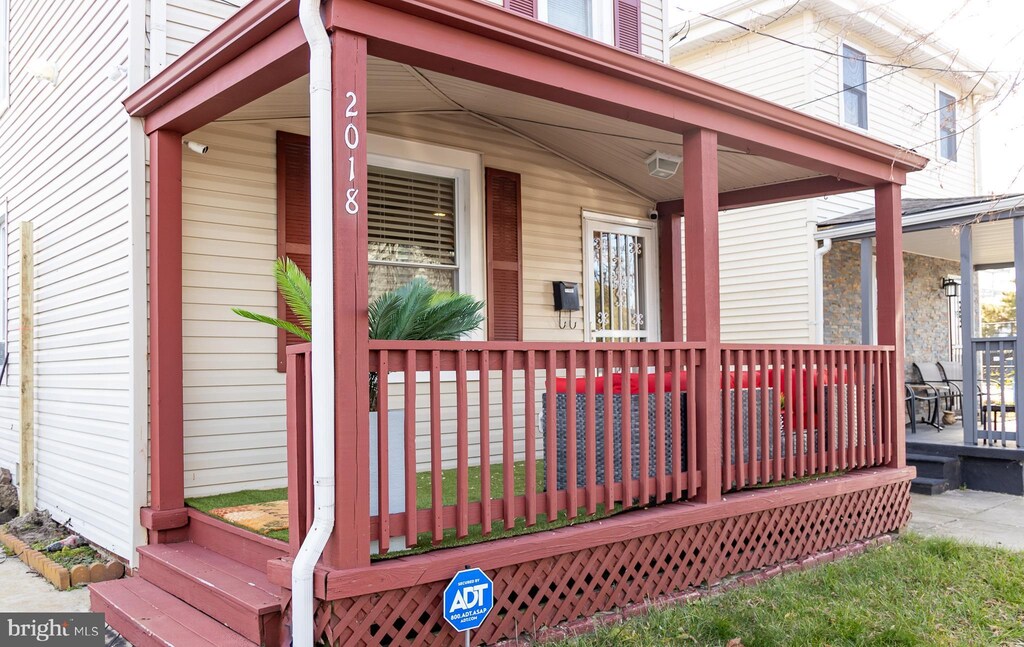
[[485, 168, 523, 342], [614, 0, 642, 54], [275, 131, 313, 372], [504, 0, 537, 18]]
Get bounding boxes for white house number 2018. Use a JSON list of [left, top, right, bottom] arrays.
[[345, 91, 360, 215]]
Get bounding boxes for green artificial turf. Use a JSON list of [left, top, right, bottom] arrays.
[[185, 461, 620, 555], [558, 533, 1024, 647], [186, 487, 289, 542]]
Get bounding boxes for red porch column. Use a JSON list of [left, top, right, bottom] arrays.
[[683, 129, 723, 502], [146, 130, 187, 539], [658, 208, 684, 342], [874, 183, 906, 468], [325, 29, 371, 568]]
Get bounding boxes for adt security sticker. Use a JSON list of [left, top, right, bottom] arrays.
[[442, 568, 494, 632]]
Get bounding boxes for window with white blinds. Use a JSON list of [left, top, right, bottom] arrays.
[[367, 165, 458, 298]]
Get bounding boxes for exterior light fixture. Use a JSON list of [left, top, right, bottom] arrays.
[[644, 151, 682, 179], [941, 277, 959, 298], [28, 59, 59, 85], [184, 140, 209, 155]]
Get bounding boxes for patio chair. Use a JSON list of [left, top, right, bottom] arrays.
[[908, 362, 953, 430], [905, 384, 937, 435], [937, 360, 966, 417]]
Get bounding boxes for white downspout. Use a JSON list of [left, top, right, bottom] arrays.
[[814, 238, 832, 344], [151, 0, 168, 75], [293, 1, 335, 646]]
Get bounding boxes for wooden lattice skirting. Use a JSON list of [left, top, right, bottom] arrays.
[[313, 470, 912, 646]]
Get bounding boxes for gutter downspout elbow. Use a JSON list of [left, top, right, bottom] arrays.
[[814, 238, 832, 344], [293, 2, 335, 646]]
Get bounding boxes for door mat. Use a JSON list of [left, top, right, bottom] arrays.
[[210, 501, 289, 534]]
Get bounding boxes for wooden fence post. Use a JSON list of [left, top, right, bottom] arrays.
[[19, 221, 33, 516]]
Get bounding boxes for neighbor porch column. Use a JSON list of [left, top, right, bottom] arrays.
[[860, 238, 874, 344], [1014, 218, 1024, 441], [683, 128, 723, 502], [960, 225, 977, 444], [874, 183, 906, 468], [146, 130, 187, 540], [325, 30, 371, 568]]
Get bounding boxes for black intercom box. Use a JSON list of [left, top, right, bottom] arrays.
[[552, 281, 581, 312]]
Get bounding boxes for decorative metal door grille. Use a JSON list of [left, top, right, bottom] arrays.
[[591, 229, 648, 341]]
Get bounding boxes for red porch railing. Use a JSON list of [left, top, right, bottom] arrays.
[[720, 344, 896, 493], [285, 341, 898, 557]]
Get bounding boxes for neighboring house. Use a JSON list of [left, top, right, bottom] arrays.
[[670, 0, 1001, 353]]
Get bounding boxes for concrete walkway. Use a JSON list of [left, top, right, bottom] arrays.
[[0, 555, 130, 645], [909, 489, 1024, 551]]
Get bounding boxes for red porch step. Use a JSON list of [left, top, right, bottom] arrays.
[[90, 576, 255, 647], [137, 543, 283, 646]]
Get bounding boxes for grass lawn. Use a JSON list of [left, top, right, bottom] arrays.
[[558, 533, 1024, 647]]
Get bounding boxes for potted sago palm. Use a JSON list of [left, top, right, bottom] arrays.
[[234, 258, 484, 551]]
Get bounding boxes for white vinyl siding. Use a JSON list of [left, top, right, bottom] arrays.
[[0, 0, 134, 558]]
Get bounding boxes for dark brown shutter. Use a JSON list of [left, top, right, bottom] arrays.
[[614, 0, 642, 54], [504, 0, 537, 18], [485, 168, 523, 341], [276, 131, 312, 372]]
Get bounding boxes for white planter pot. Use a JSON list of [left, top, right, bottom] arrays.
[[369, 409, 407, 553]]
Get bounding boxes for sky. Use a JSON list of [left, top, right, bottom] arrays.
[[669, 0, 1024, 195]]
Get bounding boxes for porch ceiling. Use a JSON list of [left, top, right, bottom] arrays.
[[902, 219, 1015, 266], [220, 58, 828, 201]]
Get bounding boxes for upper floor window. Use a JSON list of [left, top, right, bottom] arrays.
[[842, 45, 868, 129], [938, 91, 958, 161], [540, 0, 611, 43]]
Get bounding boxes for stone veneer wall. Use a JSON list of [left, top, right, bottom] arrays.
[[823, 241, 959, 420]]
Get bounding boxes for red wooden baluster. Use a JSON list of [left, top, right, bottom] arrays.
[[525, 350, 537, 527], [735, 349, 746, 490], [403, 350, 417, 546], [638, 348, 650, 503], [377, 350, 390, 553], [604, 349, 615, 509], [566, 350, 578, 519], [455, 350, 469, 539], [722, 348, 733, 491], [796, 349, 806, 478], [760, 349, 770, 485], [585, 349, 598, 515], [686, 349, 698, 500], [772, 348, 782, 483], [805, 348, 816, 476], [545, 351, 557, 522], [785, 349, 795, 479], [502, 350, 515, 531], [620, 349, 633, 507], [747, 347, 757, 486], [655, 348, 667, 502], [430, 351, 442, 543], [827, 348, 837, 473], [846, 349, 856, 470], [672, 348, 683, 499], [480, 350, 491, 535], [858, 349, 866, 468]]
